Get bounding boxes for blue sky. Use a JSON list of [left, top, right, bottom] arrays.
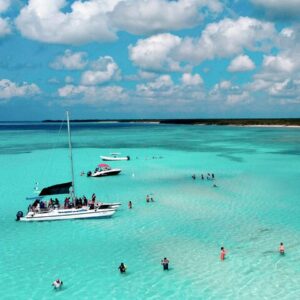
[[0, 0, 300, 120]]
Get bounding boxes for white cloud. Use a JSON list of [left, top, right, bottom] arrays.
[[50, 49, 88, 70], [177, 17, 275, 62], [0, 79, 41, 100], [65, 76, 73, 83], [58, 84, 127, 105], [209, 80, 249, 105], [0, 0, 10, 13], [262, 55, 295, 73], [251, 0, 300, 19], [15, 0, 223, 45], [280, 28, 294, 39], [181, 73, 203, 86], [111, 0, 223, 35], [129, 17, 275, 71], [226, 91, 249, 105], [0, 18, 11, 37], [228, 55, 255, 72], [219, 80, 232, 90], [136, 75, 174, 97], [129, 33, 184, 71], [81, 56, 120, 85], [15, 0, 119, 44], [48, 78, 60, 84], [136, 74, 205, 108]]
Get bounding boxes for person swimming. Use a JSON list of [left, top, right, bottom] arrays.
[[279, 242, 285, 255], [161, 257, 169, 270], [118, 263, 127, 273], [52, 279, 63, 289], [220, 247, 227, 260]]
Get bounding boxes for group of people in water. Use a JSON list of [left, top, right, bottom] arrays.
[[220, 243, 285, 260], [127, 194, 155, 209], [118, 257, 169, 275], [55, 242, 286, 288], [192, 172, 215, 180], [192, 172, 218, 187]]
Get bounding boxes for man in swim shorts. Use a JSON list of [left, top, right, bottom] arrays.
[[161, 258, 169, 270]]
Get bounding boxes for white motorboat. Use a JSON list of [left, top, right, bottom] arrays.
[[87, 163, 121, 177], [100, 153, 130, 161], [16, 112, 118, 222]]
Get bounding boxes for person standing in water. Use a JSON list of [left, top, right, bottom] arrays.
[[161, 257, 169, 270], [146, 195, 150, 203], [52, 279, 63, 289], [118, 263, 127, 273], [279, 242, 285, 255], [220, 247, 227, 260], [128, 201, 132, 209]]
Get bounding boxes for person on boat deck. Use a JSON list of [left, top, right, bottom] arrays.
[[64, 197, 69, 208], [40, 201, 45, 209], [161, 258, 169, 270], [146, 195, 150, 203], [54, 198, 60, 208], [83, 196, 87, 206], [118, 263, 126, 273], [92, 193, 96, 201], [279, 242, 285, 255], [128, 201, 132, 209], [35, 202, 40, 212], [48, 198, 54, 208]]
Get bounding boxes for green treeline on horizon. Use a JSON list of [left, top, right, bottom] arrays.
[[43, 118, 300, 126]]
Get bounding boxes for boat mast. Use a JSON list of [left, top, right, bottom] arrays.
[[66, 111, 76, 201]]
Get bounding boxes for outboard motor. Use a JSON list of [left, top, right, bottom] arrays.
[[16, 211, 23, 221], [127, 156, 130, 160], [87, 171, 92, 177]]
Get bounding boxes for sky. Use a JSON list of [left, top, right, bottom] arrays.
[[0, 0, 300, 120]]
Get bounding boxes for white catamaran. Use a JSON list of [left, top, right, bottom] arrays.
[[16, 112, 120, 222]]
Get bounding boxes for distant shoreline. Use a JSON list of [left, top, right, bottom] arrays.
[[42, 118, 300, 127]]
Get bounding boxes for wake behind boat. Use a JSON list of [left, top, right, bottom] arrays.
[[87, 163, 121, 177], [100, 153, 130, 161], [16, 112, 119, 222]]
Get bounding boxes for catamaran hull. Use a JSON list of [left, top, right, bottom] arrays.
[[100, 156, 129, 161], [19, 208, 116, 222]]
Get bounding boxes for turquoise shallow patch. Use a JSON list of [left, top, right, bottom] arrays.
[[1, 123, 300, 299]]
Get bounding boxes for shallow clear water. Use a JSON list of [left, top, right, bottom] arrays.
[[1, 122, 300, 299]]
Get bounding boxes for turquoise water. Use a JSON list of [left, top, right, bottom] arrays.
[[1, 123, 300, 299]]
